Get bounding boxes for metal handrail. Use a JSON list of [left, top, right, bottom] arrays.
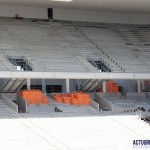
[[6, 55, 32, 71], [87, 57, 113, 72]]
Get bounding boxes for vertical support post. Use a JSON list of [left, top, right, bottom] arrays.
[[137, 79, 141, 92], [27, 78, 31, 90], [75, 79, 80, 91], [103, 81, 106, 92], [42, 79, 46, 93], [141, 80, 145, 92], [66, 79, 70, 93]]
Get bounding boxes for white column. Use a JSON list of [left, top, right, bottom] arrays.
[[42, 79, 46, 93], [137, 79, 141, 92], [103, 81, 106, 92], [27, 78, 31, 90], [66, 79, 70, 93]]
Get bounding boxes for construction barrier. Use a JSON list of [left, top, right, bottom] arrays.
[[18, 89, 49, 105], [53, 91, 90, 105], [98, 80, 119, 93]]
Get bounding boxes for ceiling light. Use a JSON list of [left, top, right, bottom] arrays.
[[50, 0, 73, 2]]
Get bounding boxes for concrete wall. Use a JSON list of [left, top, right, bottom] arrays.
[[3, 93, 17, 101], [115, 80, 137, 93], [0, 4, 47, 19], [90, 99, 99, 111], [54, 8, 150, 24], [94, 93, 113, 111], [17, 94, 27, 113], [0, 5, 150, 24], [1, 94, 18, 113], [100, 92, 122, 98]]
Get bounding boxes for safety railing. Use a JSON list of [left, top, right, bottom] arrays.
[[6, 55, 32, 71], [87, 57, 112, 72]]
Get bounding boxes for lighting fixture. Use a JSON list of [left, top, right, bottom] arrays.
[[50, 0, 73, 2]]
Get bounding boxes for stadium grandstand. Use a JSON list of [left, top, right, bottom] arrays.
[[0, 0, 150, 150]]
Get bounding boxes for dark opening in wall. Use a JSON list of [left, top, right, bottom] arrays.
[[21, 85, 62, 93], [46, 85, 62, 93], [21, 85, 42, 90], [48, 8, 53, 20]]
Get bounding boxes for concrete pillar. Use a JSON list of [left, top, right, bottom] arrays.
[[103, 81, 106, 92], [27, 78, 31, 90], [66, 79, 70, 93], [137, 79, 141, 92], [141, 80, 145, 91], [75, 79, 80, 91], [42, 79, 46, 93]]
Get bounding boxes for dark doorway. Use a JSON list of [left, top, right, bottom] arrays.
[[48, 8, 53, 20], [21, 85, 42, 90], [21, 84, 62, 93], [46, 85, 62, 93]]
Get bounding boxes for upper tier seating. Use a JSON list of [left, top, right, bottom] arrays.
[[0, 18, 150, 73]]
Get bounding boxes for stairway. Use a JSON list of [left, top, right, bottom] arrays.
[[1, 78, 26, 93], [0, 55, 32, 93], [76, 56, 98, 72], [80, 57, 112, 92], [87, 57, 112, 72], [7, 55, 32, 71], [81, 79, 103, 92]]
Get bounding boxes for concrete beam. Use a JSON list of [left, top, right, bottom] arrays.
[[134, 73, 150, 80], [0, 71, 150, 80]]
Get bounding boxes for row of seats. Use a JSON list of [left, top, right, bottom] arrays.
[[75, 23, 150, 73], [0, 18, 150, 73]]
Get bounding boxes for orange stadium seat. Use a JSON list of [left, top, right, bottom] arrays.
[[53, 92, 90, 105]]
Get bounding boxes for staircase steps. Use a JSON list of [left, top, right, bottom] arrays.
[[1, 79, 26, 93]]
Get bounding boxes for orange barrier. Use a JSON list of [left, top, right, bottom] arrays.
[[53, 92, 90, 105], [18, 89, 49, 105], [98, 80, 119, 93]]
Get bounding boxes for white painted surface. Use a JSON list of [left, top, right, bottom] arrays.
[[0, 4, 47, 19], [0, 115, 149, 150]]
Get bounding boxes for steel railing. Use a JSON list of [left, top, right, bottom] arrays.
[[87, 57, 112, 72]]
